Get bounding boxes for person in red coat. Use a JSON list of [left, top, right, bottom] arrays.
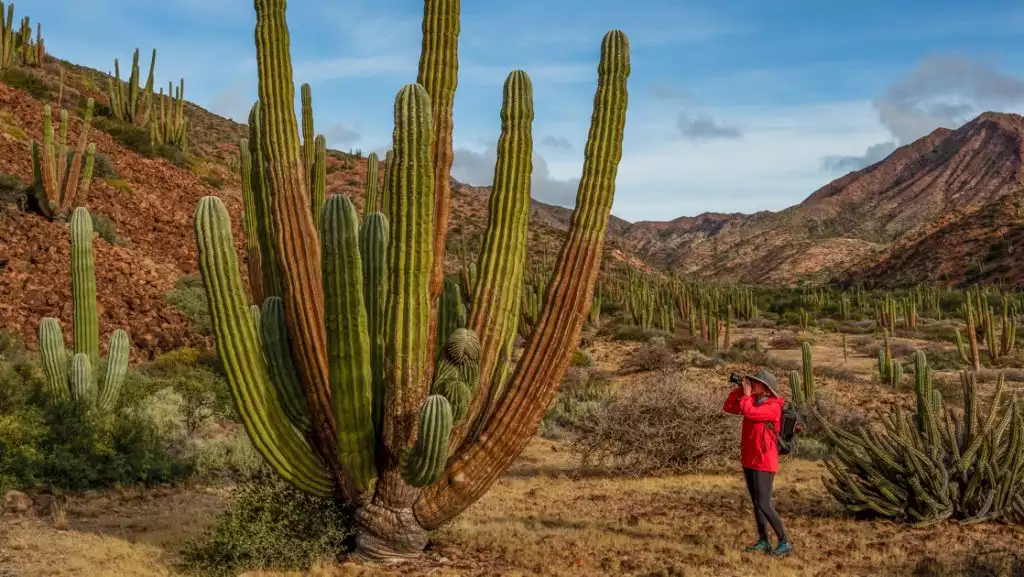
[[723, 369, 793, 556]]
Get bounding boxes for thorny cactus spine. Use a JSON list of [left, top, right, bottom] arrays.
[[194, 0, 629, 561], [38, 207, 131, 410]]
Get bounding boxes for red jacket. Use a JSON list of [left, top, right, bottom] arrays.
[[723, 388, 783, 473]]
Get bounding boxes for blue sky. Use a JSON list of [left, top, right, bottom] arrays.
[[29, 0, 1024, 222]]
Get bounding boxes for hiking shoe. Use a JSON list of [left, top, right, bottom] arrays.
[[771, 541, 794, 556], [743, 540, 771, 553]]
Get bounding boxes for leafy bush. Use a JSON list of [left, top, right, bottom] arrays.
[[179, 472, 356, 576], [165, 275, 211, 335], [0, 349, 194, 492], [570, 373, 740, 474], [0, 335, 245, 493]]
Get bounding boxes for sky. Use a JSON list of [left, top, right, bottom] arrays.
[[28, 0, 1024, 222]]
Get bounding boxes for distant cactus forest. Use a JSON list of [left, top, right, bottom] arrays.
[[0, 0, 1023, 575]]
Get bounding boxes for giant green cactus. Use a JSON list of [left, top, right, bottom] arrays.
[[364, 151, 380, 213], [38, 207, 131, 411], [31, 101, 96, 220], [193, 0, 628, 560]]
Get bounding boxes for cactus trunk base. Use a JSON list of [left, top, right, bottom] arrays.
[[352, 501, 429, 561]]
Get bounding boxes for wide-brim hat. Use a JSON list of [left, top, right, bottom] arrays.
[[747, 370, 781, 397]]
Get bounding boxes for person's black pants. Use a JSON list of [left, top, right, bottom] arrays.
[[743, 467, 787, 543]]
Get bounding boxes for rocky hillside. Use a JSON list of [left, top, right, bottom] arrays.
[[0, 57, 637, 361], [618, 111, 1024, 287]]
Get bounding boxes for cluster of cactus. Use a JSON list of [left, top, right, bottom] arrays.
[[0, 3, 44, 69], [977, 294, 1017, 361], [821, 352, 1024, 524], [955, 292, 1017, 368], [877, 329, 903, 389], [150, 79, 189, 151], [38, 207, 131, 410], [107, 48, 156, 126], [193, 0, 629, 559], [30, 99, 97, 220]]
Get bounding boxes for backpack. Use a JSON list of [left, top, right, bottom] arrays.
[[767, 400, 800, 456]]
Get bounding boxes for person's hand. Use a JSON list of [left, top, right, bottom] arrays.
[[741, 378, 752, 397]]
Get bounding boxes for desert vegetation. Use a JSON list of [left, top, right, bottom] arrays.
[[2, 0, 1024, 576]]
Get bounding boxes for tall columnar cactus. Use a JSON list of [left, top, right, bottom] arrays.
[[31, 100, 97, 220], [107, 48, 156, 126], [193, 0, 628, 560], [364, 151, 380, 213], [150, 79, 189, 151], [38, 208, 131, 410]]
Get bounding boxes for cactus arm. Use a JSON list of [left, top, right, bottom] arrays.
[[194, 196, 332, 496], [68, 353, 94, 403], [59, 99, 94, 215], [246, 103, 282, 300], [239, 138, 264, 305], [360, 212, 389, 433], [416, 30, 629, 528], [300, 83, 315, 195], [381, 148, 395, 218], [97, 329, 130, 411], [260, 296, 312, 433], [38, 317, 68, 402], [311, 134, 326, 230], [364, 151, 380, 213], [380, 83, 435, 471], [70, 207, 100, 365], [255, 0, 346, 495], [417, 0, 460, 311], [449, 70, 533, 447], [320, 194, 378, 491], [401, 395, 453, 487]]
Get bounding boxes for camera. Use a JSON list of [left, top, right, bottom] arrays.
[[728, 372, 743, 385]]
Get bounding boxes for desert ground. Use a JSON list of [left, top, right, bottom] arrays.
[[3, 326, 1021, 577]]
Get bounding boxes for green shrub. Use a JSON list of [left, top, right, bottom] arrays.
[[91, 212, 129, 247], [345, 177, 360, 186], [179, 472, 356, 576], [570, 348, 595, 368], [92, 153, 119, 179], [1, 68, 49, 98], [201, 174, 226, 189], [165, 275, 211, 335]]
